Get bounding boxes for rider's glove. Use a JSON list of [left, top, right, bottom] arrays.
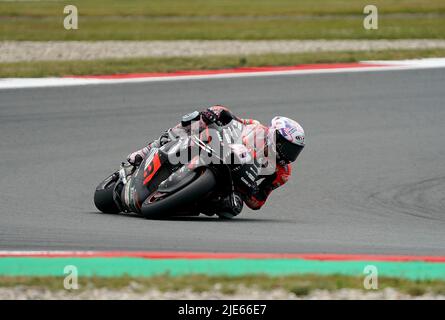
[[201, 109, 220, 126]]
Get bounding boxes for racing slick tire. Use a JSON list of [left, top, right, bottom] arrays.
[[140, 169, 216, 219], [94, 172, 121, 214]]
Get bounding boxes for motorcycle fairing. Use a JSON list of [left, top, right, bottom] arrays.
[[124, 148, 172, 212], [157, 165, 198, 194], [143, 152, 162, 186]]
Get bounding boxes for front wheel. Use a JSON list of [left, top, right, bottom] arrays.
[[140, 169, 216, 219], [94, 172, 121, 214]]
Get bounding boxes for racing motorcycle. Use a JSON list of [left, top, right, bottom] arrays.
[[93, 120, 263, 219]]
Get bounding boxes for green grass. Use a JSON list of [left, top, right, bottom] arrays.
[[2, 0, 445, 17], [1, 0, 444, 40], [2, 17, 444, 41], [2, 273, 445, 297], [2, 48, 445, 78]]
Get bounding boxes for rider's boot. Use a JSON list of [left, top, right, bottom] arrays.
[[212, 192, 243, 219]]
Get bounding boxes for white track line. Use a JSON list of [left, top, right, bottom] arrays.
[[0, 250, 98, 257], [1, 58, 444, 90]]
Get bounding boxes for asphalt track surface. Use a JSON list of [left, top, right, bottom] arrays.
[[1, 68, 445, 255]]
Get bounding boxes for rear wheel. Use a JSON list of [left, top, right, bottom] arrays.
[[94, 172, 121, 214], [140, 169, 216, 219]]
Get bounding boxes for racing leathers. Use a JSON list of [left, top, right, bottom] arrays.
[[127, 105, 292, 210]]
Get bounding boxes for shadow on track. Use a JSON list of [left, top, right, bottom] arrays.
[[86, 211, 291, 223], [165, 216, 290, 223]]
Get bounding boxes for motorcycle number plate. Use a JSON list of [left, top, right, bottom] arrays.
[[143, 152, 162, 186]]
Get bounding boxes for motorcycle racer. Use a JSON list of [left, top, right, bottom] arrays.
[[127, 105, 305, 213]]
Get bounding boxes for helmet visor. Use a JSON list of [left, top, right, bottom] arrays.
[[275, 132, 304, 162]]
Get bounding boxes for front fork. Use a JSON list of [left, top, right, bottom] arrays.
[[113, 162, 136, 213]]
